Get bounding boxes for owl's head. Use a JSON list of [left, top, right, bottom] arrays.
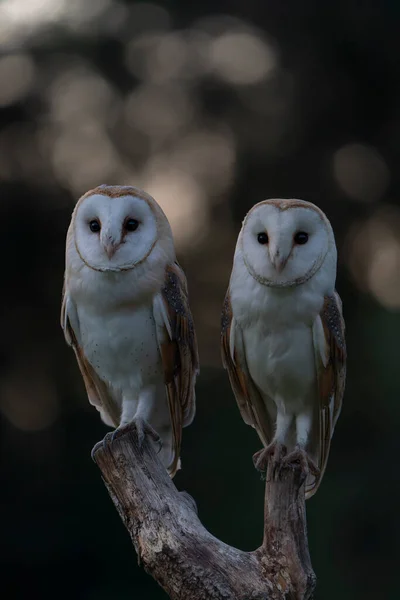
[[71, 185, 174, 272], [239, 199, 336, 287]]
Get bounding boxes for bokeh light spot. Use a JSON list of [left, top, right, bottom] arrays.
[[0, 0, 66, 26], [142, 166, 208, 249], [0, 54, 35, 106], [0, 371, 59, 431], [208, 32, 277, 85], [169, 129, 235, 194], [347, 208, 400, 309], [125, 32, 188, 82], [124, 2, 171, 35], [125, 84, 193, 139], [49, 65, 118, 125], [333, 143, 390, 202]]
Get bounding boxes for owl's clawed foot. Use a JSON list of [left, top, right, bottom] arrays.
[[130, 416, 162, 452], [91, 425, 131, 461], [253, 441, 286, 480], [91, 419, 162, 462], [282, 446, 320, 479], [91, 430, 115, 461]]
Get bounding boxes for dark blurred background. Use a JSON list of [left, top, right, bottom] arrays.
[[0, 1, 399, 598]]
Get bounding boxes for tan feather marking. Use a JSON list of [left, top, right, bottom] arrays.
[[61, 286, 120, 427], [220, 294, 244, 398], [79, 184, 156, 203], [71, 185, 172, 242], [75, 185, 166, 229], [243, 198, 328, 225], [72, 342, 120, 427], [306, 292, 346, 499], [158, 262, 199, 477], [221, 291, 273, 444]]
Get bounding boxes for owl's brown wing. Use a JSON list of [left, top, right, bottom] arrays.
[[61, 285, 120, 427], [308, 291, 346, 498], [153, 262, 199, 477], [221, 290, 274, 445]]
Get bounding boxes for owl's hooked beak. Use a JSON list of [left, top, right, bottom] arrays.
[[269, 248, 289, 273], [103, 235, 121, 259]]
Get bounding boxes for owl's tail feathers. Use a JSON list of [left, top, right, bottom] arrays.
[[305, 402, 332, 499], [305, 464, 323, 500], [155, 427, 180, 478], [168, 457, 181, 478]]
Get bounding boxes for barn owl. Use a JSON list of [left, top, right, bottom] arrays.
[[221, 199, 346, 498], [61, 184, 199, 476]]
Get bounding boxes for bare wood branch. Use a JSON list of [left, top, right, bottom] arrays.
[[92, 425, 316, 600]]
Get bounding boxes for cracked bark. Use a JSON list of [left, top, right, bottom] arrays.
[[92, 424, 316, 600]]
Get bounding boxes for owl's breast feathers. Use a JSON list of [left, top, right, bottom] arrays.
[[152, 262, 199, 476], [222, 286, 346, 498], [62, 260, 199, 477]]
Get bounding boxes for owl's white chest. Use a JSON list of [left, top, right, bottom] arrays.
[[242, 323, 316, 411], [77, 302, 163, 395], [231, 263, 327, 413]]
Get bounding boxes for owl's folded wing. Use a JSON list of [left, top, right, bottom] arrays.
[[153, 262, 199, 477], [221, 290, 274, 445], [309, 291, 346, 498], [60, 285, 120, 427]]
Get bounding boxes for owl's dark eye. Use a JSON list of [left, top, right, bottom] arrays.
[[89, 220, 101, 233], [257, 232, 269, 245], [125, 219, 139, 232], [294, 231, 309, 245]]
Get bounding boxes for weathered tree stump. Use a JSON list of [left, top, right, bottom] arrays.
[[92, 424, 316, 600]]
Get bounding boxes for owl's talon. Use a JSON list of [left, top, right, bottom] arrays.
[[131, 416, 161, 449], [107, 421, 137, 443], [91, 419, 162, 462], [282, 446, 320, 479], [110, 428, 122, 443], [91, 431, 114, 462], [111, 419, 161, 448], [253, 441, 286, 480], [253, 447, 269, 473], [91, 440, 104, 462]]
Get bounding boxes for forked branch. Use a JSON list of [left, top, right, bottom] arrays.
[[92, 425, 316, 600]]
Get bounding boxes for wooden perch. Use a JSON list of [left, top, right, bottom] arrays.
[[92, 424, 316, 600]]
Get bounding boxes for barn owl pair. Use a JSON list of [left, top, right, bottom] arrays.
[[61, 185, 345, 497]]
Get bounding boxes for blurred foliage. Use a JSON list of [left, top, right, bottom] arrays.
[[0, 0, 399, 598]]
